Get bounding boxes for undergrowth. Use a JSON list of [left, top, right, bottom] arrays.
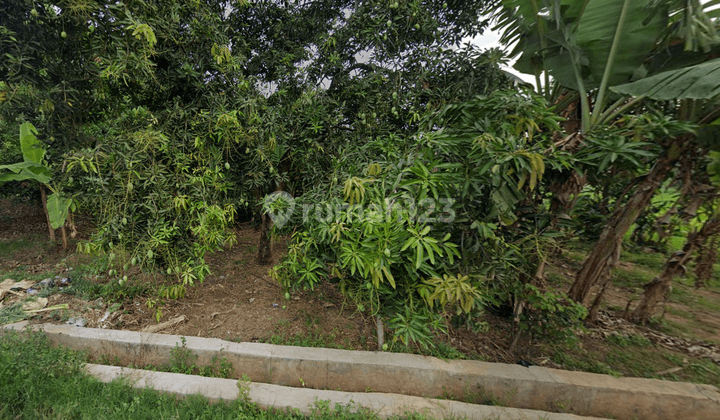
[[0, 329, 432, 420]]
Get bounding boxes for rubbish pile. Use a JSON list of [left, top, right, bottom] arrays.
[[0, 277, 71, 324]]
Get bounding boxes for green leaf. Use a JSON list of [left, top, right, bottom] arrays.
[[0, 161, 47, 174], [19, 122, 45, 164], [573, 0, 665, 89], [0, 168, 51, 185], [504, 0, 665, 91], [610, 57, 720, 100], [46, 193, 72, 230]]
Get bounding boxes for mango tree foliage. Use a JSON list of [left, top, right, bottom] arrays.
[[0, 0, 511, 295], [273, 91, 587, 346]]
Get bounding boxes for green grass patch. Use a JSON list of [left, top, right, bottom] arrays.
[[668, 285, 696, 307], [0, 235, 50, 258], [263, 318, 350, 350], [388, 339, 472, 361], [61, 275, 151, 303], [606, 333, 651, 348], [622, 250, 667, 271], [552, 348, 621, 376], [549, 333, 720, 388], [0, 329, 429, 420], [612, 266, 656, 289]]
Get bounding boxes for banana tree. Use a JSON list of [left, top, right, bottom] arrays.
[[609, 58, 720, 321], [495, 0, 668, 132], [494, 0, 718, 132], [495, 0, 720, 312], [0, 122, 73, 248]]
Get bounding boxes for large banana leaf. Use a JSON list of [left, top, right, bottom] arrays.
[[501, 0, 665, 90], [0, 171, 51, 185], [573, 0, 665, 88], [46, 193, 72, 230], [20, 122, 45, 164], [610, 58, 720, 100], [0, 161, 52, 185]]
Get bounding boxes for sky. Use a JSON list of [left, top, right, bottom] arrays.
[[466, 28, 535, 84]]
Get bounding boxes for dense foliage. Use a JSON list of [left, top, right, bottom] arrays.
[[2, 0, 719, 346]]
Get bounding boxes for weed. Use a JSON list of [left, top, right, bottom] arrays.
[[236, 374, 252, 403], [461, 384, 503, 406], [552, 350, 621, 377], [612, 266, 656, 289], [263, 320, 347, 349], [169, 336, 198, 375], [389, 340, 466, 360], [0, 235, 50, 258], [262, 360, 275, 383], [0, 302, 27, 325], [622, 250, 667, 271], [96, 354, 123, 367], [606, 333, 651, 348], [199, 352, 235, 379], [62, 274, 150, 303]]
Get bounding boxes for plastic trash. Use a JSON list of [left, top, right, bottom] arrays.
[[26, 288, 39, 295], [272, 303, 278, 307], [99, 311, 110, 323], [37, 278, 55, 288], [66, 317, 86, 327], [22, 298, 48, 311], [58, 277, 71, 287], [517, 359, 533, 368]]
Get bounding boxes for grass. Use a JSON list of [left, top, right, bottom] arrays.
[[0, 235, 152, 305], [263, 317, 351, 350], [545, 331, 720, 388], [0, 329, 431, 420], [0, 235, 52, 258], [621, 250, 667, 271], [612, 264, 656, 289], [61, 274, 151, 303]]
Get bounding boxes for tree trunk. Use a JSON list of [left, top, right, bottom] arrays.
[[39, 185, 55, 242], [694, 235, 718, 289], [569, 148, 685, 304], [630, 216, 720, 323], [60, 225, 68, 250], [548, 170, 586, 222], [257, 212, 272, 265]]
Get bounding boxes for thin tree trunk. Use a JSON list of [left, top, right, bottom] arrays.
[[40, 185, 55, 242], [257, 212, 272, 265], [630, 216, 720, 323], [548, 170, 586, 224], [695, 235, 718, 289], [569, 147, 685, 304], [60, 225, 68, 250]]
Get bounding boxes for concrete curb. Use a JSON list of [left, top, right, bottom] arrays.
[[4, 321, 720, 420], [85, 364, 603, 420]]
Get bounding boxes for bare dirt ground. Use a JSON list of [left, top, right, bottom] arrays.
[[3, 197, 720, 387]]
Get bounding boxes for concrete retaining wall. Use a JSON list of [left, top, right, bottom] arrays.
[[86, 364, 604, 420], [4, 321, 720, 420]]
